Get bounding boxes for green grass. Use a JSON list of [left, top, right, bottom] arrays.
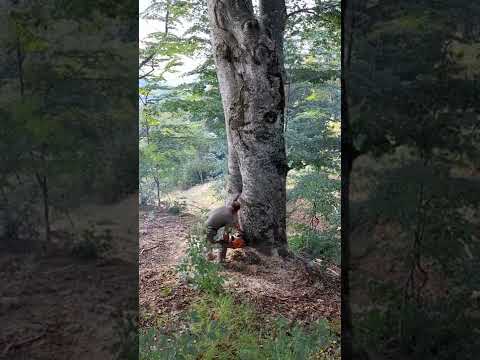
[[139, 292, 339, 360]]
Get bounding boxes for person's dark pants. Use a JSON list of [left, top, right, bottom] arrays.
[[206, 225, 229, 262]]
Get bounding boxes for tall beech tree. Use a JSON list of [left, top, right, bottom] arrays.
[[207, 0, 289, 253]]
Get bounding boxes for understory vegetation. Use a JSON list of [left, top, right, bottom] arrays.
[[345, 1, 480, 357], [139, 223, 340, 360]]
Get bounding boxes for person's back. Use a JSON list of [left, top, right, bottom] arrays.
[[205, 200, 241, 263], [206, 206, 235, 229]]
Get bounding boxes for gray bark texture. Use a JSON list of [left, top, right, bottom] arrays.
[[207, 0, 288, 254]]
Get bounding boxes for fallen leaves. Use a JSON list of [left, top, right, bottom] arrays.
[[139, 208, 340, 334]]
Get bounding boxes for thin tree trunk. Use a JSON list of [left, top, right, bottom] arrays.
[[15, 171, 23, 185], [207, 0, 288, 253], [35, 172, 50, 243], [165, 6, 170, 36], [16, 37, 24, 97], [154, 176, 161, 207], [1, 185, 8, 204]]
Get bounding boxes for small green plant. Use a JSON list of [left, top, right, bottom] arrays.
[[261, 317, 334, 360], [178, 231, 224, 295], [166, 199, 187, 215], [70, 226, 113, 259], [113, 311, 138, 360], [187, 294, 260, 359]]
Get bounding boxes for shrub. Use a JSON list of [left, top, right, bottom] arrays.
[[166, 199, 187, 215], [288, 224, 340, 264], [70, 226, 113, 259], [113, 312, 138, 360], [177, 228, 224, 295], [178, 159, 217, 188]]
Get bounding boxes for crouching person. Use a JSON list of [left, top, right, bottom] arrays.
[[205, 199, 242, 263]]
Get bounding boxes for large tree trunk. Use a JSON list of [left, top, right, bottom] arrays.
[[207, 0, 288, 254], [342, 0, 355, 357]]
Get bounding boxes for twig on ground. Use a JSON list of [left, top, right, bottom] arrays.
[[140, 245, 160, 255], [2, 331, 46, 356]]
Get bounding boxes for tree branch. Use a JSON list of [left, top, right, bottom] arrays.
[[139, 67, 155, 80], [286, 4, 338, 18], [139, 53, 155, 69]]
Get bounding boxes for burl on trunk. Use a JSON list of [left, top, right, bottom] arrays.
[[207, 0, 288, 254]]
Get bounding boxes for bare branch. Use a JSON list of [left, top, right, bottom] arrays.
[[139, 53, 155, 69], [139, 67, 155, 80]]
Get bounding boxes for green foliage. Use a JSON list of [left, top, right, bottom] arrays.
[[287, 169, 340, 264], [166, 199, 187, 215], [140, 294, 339, 360], [183, 295, 260, 359], [289, 225, 340, 265], [139, 87, 224, 203], [113, 312, 138, 360], [261, 317, 334, 360], [281, 4, 341, 265], [178, 225, 224, 295], [178, 157, 218, 188], [70, 226, 113, 259]]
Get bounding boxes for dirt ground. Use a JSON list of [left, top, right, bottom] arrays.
[[1, 196, 138, 359], [139, 206, 341, 332], [0, 255, 137, 359], [139, 208, 199, 331]]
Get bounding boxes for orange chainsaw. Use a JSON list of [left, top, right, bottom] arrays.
[[222, 231, 246, 249]]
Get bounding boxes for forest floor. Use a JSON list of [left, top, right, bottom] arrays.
[[0, 196, 138, 360], [139, 183, 341, 335]]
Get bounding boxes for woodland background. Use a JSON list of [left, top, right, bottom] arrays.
[[345, 1, 480, 358], [1, 1, 138, 358]]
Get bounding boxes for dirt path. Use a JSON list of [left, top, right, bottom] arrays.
[[139, 208, 340, 331], [139, 209, 199, 330]]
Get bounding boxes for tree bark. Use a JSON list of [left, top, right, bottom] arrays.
[[154, 176, 161, 207], [16, 37, 25, 97], [207, 0, 288, 253], [35, 172, 50, 244], [341, 0, 354, 357]]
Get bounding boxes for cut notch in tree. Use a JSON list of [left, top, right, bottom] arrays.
[[207, 0, 288, 254]]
